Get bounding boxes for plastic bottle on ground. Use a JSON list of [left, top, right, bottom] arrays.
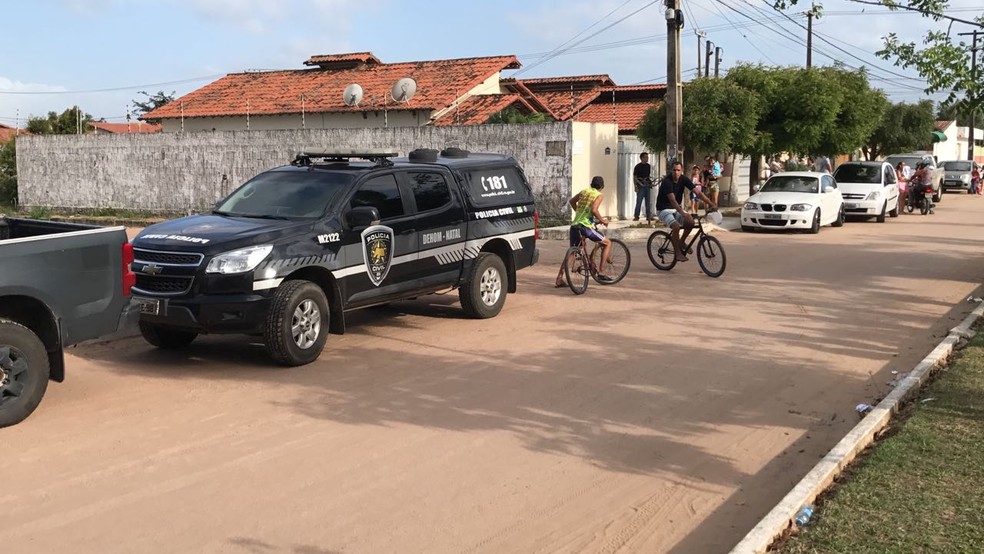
[[795, 505, 814, 527]]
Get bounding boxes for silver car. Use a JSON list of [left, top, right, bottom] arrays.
[[940, 160, 973, 192]]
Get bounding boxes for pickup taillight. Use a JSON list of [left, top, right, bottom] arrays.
[[122, 242, 136, 296], [533, 209, 540, 240]]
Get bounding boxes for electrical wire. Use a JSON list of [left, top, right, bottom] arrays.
[[513, 1, 661, 77]]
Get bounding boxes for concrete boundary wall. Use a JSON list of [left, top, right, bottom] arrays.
[[16, 123, 575, 213]]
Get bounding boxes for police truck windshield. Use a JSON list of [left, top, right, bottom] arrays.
[[214, 169, 355, 219]]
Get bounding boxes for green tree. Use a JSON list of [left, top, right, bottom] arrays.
[[937, 100, 979, 127], [26, 106, 93, 135], [815, 67, 888, 157], [637, 77, 761, 164], [773, 1, 984, 116], [485, 106, 551, 125], [862, 100, 936, 160], [0, 139, 16, 207], [131, 90, 175, 123]]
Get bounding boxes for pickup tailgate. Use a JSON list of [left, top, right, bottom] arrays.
[[0, 225, 132, 346]]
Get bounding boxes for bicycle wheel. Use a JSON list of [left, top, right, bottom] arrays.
[[590, 239, 631, 285], [647, 231, 677, 271], [696, 235, 726, 278], [563, 246, 589, 295]]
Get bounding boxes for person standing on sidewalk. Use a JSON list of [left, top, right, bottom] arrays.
[[633, 153, 654, 223]]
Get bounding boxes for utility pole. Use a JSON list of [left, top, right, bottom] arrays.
[[959, 30, 981, 162], [806, 5, 816, 68], [665, 0, 683, 164], [705, 39, 714, 78], [697, 31, 706, 77], [715, 46, 722, 78]]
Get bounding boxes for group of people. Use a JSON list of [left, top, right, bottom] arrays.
[[631, 153, 721, 222], [893, 160, 945, 214], [554, 158, 718, 288], [970, 163, 982, 196]]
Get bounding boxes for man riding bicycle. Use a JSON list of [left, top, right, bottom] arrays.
[[556, 176, 613, 287], [657, 161, 717, 262]]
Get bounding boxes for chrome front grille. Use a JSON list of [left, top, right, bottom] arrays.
[[134, 275, 194, 295], [133, 248, 204, 266], [132, 247, 203, 296]]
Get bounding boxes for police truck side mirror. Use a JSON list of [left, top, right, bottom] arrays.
[[346, 206, 381, 229]]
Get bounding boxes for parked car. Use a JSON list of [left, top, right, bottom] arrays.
[[741, 172, 845, 233], [884, 153, 944, 201], [832, 161, 900, 222], [130, 148, 539, 366], [939, 160, 974, 192]]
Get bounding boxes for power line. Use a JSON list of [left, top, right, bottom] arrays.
[[709, 0, 778, 65], [0, 74, 225, 95], [513, 1, 659, 77]]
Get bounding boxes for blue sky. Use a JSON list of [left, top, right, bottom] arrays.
[[1, 0, 980, 127]]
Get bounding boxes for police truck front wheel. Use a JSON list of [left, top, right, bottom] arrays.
[[264, 280, 329, 366], [0, 319, 50, 428], [460, 253, 508, 319]]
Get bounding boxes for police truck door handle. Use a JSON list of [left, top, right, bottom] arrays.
[[400, 228, 415, 235]]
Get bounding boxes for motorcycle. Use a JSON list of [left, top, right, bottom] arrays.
[[906, 180, 935, 215]]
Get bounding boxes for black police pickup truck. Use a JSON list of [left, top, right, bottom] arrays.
[[131, 148, 538, 365]]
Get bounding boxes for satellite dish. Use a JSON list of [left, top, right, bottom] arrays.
[[391, 78, 417, 103], [343, 83, 364, 107]]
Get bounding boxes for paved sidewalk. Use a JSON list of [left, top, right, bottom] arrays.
[[537, 215, 740, 241]]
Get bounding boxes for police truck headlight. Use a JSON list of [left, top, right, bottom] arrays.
[[206, 245, 273, 274], [790, 203, 812, 212]]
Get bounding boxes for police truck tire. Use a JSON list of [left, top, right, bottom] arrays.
[[460, 253, 508, 319], [139, 321, 198, 349], [0, 319, 50, 428], [264, 280, 329, 366]]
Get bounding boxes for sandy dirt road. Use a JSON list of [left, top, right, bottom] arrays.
[[2, 194, 982, 554]]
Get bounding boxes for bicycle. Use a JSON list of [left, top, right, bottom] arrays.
[[646, 212, 727, 278], [562, 224, 631, 295]]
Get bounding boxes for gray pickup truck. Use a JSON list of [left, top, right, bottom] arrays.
[[0, 216, 136, 427]]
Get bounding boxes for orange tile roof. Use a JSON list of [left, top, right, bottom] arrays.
[[304, 52, 381, 67], [89, 121, 162, 134], [532, 89, 602, 121], [0, 124, 24, 142], [577, 100, 659, 132], [144, 55, 522, 120], [432, 94, 540, 126], [518, 75, 616, 88], [934, 120, 953, 131]]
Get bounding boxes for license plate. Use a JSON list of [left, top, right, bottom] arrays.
[[763, 213, 782, 219], [136, 297, 160, 316], [924, 192, 934, 199], [844, 203, 858, 209]]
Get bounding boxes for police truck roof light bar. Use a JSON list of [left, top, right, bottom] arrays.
[[291, 150, 398, 167]]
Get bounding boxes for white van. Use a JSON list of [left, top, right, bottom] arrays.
[[832, 161, 900, 222]]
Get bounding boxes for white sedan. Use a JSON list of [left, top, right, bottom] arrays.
[[741, 172, 845, 233]]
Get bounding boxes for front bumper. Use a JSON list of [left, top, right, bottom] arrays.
[[942, 180, 969, 190], [841, 199, 880, 215], [740, 210, 815, 229], [134, 292, 274, 334]]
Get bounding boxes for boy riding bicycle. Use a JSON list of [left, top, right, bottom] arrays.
[[556, 176, 613, 287]]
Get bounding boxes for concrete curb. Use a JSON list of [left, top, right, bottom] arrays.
[[729, 300, 984, 554]]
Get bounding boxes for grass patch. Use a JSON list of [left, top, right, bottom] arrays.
[[777, 331, 984, 553]]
